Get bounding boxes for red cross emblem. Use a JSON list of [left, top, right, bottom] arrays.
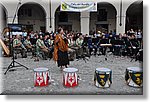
[[36, 73, 44, 85], [68, 73, 75, 86]]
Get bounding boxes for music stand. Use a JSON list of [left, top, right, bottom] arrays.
[[113, 39, 124, 56], [76, 53, 90, 63], [4, 1, 29, 75], [99, 39, 111, 61]]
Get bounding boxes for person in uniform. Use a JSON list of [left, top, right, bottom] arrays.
[[53, 28, 69, 70], [75, 34, 84, 57], [13, 35, 27, 58], [48, 35, 54, 48], [67, 34, 76, 61], [24, 36, 35, 57], [36, 35, 49, 61], [47, 34, 54, 59], [43, 34, 54, 59]]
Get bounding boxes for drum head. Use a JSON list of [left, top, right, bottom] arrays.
[[34, 68, 49, 72], [127, 67, 142, 72], [96, 68, 111, 72], [63, 68, 78, 72]]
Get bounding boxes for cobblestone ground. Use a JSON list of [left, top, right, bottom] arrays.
[[1, 53, 143, 95]]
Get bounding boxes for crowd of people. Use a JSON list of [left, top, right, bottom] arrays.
[[2, 27, 143, 69]]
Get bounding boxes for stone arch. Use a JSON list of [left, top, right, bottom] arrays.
[[125, 0, 143, 31], [90, 2, 117, 34], [18, 2, 47, 32], [55, 5, 80, 32], [0, 3, 8, 33]]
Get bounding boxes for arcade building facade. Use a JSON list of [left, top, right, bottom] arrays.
[[0, 0, 143, 35]]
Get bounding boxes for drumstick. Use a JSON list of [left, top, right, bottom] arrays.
[[0, 39, 10, 55]]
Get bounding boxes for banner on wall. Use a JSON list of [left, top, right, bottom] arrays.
[[60, 1, 97, 12]]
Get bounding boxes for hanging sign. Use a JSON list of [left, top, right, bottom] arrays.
[[60, 1, 97, 12]]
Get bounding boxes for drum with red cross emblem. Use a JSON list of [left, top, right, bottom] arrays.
[[63, 68, 78, 87], [34, 68, 50, 87]]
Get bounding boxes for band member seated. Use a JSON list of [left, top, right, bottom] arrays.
[[75, 34, 84, 57], [104, 31, 110, 39], [67, 34, 76, 61], [129, 34, 140, 57], [36, 35, 49, 60], [87, 37, 94, 55], [122, 35, 132, 56], [109, 34, 115, 52], [48, 35, 54, 49], [82, 36, 90, 53], [32, 34, 39, 46], [43, 35, 49, 47], [43, 35, 54, 59], [113, 34, 125, 56], [24, 36, 35, 57], [68, 34, 75, 47], [89, 37, 99, 56], [53, 28, 69, 70], [135, 29, 142, 46], [48, 35, 54, 58], [13, 35, 27, 58]]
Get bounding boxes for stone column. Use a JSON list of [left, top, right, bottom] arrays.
[[80, 12, 90, 35], [46, 16, 55, 33], [46, 17, 51, 32], [51, 17, 55, 32], [116, 15, 126, 35]]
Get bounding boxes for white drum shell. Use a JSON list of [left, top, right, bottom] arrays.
[[126, 67, 143, 87], [95, 68, 112, 88], [63, 68, 78, 87], [34, 68, 50, 86]]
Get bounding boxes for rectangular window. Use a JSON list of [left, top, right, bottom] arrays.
[[25, 9, 28, 15], [19, 8, 32, 17], [28, 9, 32, 17], [59, 12, 68, 22], [97, 9, 107, 21]]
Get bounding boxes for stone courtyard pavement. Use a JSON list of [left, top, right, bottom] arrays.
[[0, 54, 142, 95]]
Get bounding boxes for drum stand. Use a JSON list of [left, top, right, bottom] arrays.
[[103, 51, 112, 61], [76, 47, 90, 63], [4, 59, 29, 75], [100, 46, 112, 61], [76, 54, 90, 63], [130, 49, 142, 62]]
